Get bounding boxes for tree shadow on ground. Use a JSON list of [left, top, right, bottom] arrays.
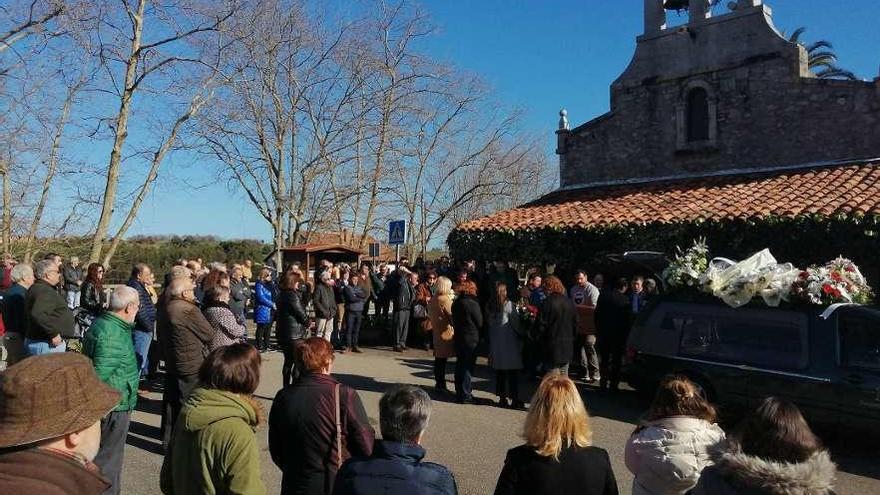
[[126, 432, 163, 455], [394, 355, 650, 422], [135, 393, 162, 416], [126, 417, 163, 455]]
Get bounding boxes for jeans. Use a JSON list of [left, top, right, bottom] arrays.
[[95, 410, 131, 495], [574, 334, 600, 379], [132, 330, 152, 378], [455, 344, 478, 401], [255, 323, 273, 350], [316, 318, 334, 341], [346, 312, 363, 348], [25, 338, 67, 356], [496, 369, 521, 402], [66, 290, 81, 309], [434, 357, 449, 389], [393, 309, 411, 348]]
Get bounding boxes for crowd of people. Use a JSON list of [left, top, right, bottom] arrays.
[[0, 252, 842, 495]]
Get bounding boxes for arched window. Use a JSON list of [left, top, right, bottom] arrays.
[[686, 87, 710, 142]]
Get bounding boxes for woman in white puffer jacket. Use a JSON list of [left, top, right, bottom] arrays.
[[625, 375, 726, 495]]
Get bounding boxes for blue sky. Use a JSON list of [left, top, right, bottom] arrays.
[[130, 0, 880, 241]]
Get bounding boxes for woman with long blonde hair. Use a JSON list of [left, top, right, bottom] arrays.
[[494, 373, 618, 495]]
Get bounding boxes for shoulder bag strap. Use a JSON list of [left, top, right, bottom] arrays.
[[335, 383, 342, 468]]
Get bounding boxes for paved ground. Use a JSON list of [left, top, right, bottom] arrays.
[[123, 346, 880, 495]]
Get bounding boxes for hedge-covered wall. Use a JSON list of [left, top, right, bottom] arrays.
[[448, 214, 880, 286]]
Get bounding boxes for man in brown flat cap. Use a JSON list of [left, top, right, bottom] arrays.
[[0, 352, 121, 495]]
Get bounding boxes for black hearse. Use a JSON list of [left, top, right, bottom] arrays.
[[624, 299, 880, 430]]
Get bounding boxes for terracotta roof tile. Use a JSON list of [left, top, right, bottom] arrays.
[[455, 162, 880, 233]]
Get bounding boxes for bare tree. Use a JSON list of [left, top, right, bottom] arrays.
[[199, 0, 370, 269], [0, 0, 64, 76], [357, 1, 435, 250], [20, 70, 89, 262], [87, 0, 235, 263]]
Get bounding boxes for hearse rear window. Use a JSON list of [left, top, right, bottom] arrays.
[[677, 314, 808, 370], [839, 315, 880, 372]]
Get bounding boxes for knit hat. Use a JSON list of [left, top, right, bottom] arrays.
[[0, 353, 121, 448]]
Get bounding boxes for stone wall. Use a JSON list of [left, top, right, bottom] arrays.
[[557, 1, 880, 187]]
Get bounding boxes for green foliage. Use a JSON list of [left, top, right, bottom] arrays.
[[787, 27, 858, 81], [9, 236, 271, 284], [447, 215, 880, 287]]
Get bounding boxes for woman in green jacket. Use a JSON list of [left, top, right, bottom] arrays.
[[161, 343, 266, 495]]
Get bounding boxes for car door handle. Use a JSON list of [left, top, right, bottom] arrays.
[[846, 374, 864, 385]]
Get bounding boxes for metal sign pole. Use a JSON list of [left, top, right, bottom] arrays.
[[396, 244, 400, 263]]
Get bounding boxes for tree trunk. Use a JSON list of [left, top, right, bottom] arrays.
[[0, 160, 9, 252], [88, 0, 146, 263], [101, 91, 210, 267], [23, 80, 80, 262], [359, 87, 393, 249]]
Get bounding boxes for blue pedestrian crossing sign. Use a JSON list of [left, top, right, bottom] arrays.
[[388, 220, 406, 245]]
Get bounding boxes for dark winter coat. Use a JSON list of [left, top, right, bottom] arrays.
[[157, 297, 214, 377], [343, 285, 366, 313], [451, 294, 482, 349], [277, 288, 308, 342], [61, 264, 83, 292], [594, 290, 632, 349], [79, 280, 106, 315], [395, 278, 415, 312], [253, 281, 275, 325], [25, 279, 75, 341], [688, 442, 837, 495], [494, 445, 618, 495], [313, 283, 338, 320], [2, 283, 28, 333], [229, 277, 251, 323], [333, 440, 458, 495], [370, 271, 385, 300], [126, 279, 156, 334], [269, 372, 375, 495], [533, 293, 577, 366]]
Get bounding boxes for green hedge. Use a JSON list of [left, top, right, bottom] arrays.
[[447, 214, 880, 286]]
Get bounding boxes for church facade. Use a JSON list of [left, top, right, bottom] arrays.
[[449, 0, 880, 279]]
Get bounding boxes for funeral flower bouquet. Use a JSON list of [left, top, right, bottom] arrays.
[[789, 257, 873, 305], [665, 240, 873, 308], [662, 238, 709, 289]]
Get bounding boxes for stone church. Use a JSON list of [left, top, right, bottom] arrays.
[[449, 0, 880, 277]]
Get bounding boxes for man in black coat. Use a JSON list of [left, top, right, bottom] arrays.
[[595, 277, 632, 391], [313, 271, 337, 341], [24, 259, 75, 355], [333, 385, 457, 495], [392, 269, 415, 352], [533, 276, 578, 376]]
